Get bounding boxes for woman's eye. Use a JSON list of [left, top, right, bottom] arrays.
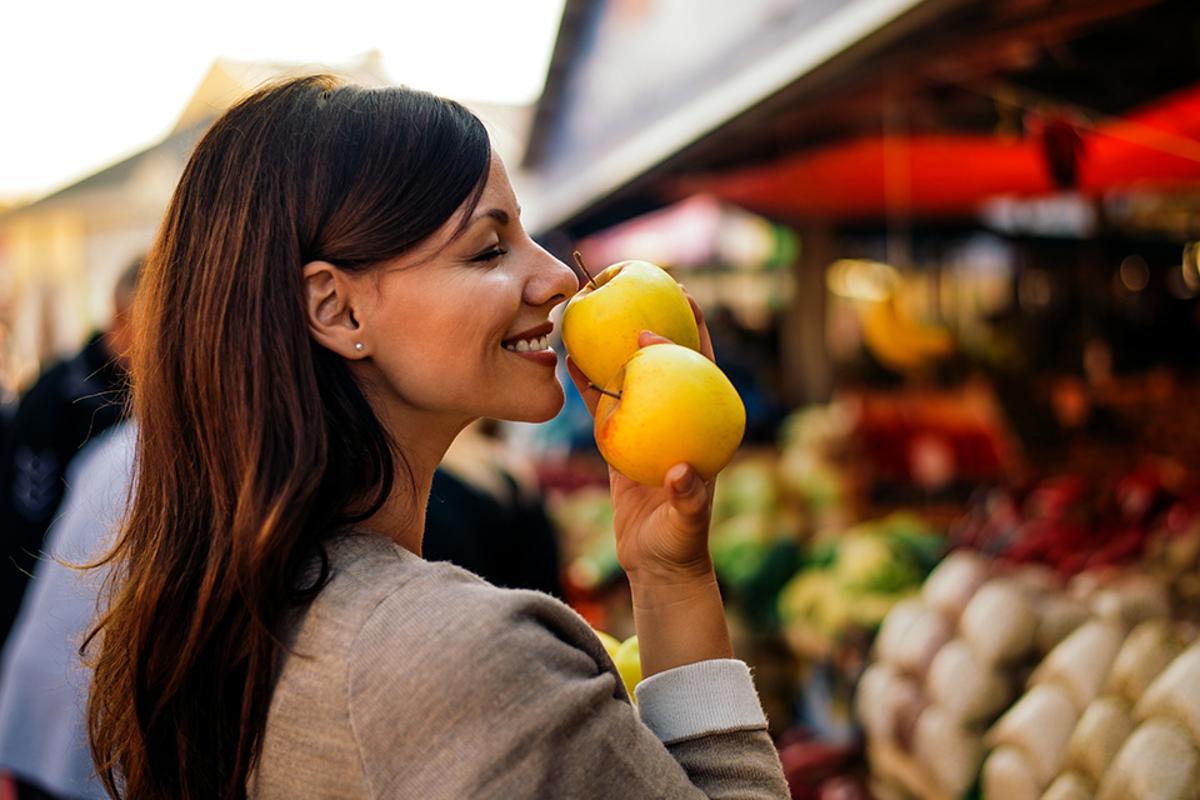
[[470, 246, 508, 264]]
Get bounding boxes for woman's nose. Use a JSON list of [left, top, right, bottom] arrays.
[[525, 245, 580, 308]]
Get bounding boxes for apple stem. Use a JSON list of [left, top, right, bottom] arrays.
[[573, 250, 598, 290], [588, 383, 622, 400]]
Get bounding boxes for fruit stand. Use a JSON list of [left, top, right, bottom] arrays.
[[542, 387, 1200, 798], [520, 170, 1199, 797]]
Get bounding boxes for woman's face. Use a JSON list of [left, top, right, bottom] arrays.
[[349, 155, 579, 426]]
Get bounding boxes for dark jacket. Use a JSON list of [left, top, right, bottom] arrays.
[[423, 467, 563, 599], [0, 333, 128, 645]]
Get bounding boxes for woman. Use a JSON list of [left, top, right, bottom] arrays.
[[86, 75, 788, 799]]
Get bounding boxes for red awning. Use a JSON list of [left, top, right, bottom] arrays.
[[672, 83, 1200, 221]]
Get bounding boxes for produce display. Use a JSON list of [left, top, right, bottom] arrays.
[[858, 293, 955, 375], [980, 624, 1200, 799], [707, 454, 804, 628], [560, 256, 745, 486], [591, 628, 642, 700], [551, 486, 621, 592], [859, 547, 1196, 800], [613, 636, 641, 699], [951, 460, 1199, 575], [851, 387, 1015, 496], [541, 375, 1198, 799], [775, 404, 859, 531], [776, 514, 943, 660]]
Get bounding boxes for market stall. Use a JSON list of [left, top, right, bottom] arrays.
[[520, 1, 1200, 797]]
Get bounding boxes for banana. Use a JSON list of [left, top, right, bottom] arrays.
[[859, 296, 954, 373]]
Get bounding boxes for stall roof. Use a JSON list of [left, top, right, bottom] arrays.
[[674, 82, 1200, 220], [521, 0, 964, 236], [525, 0, 1197, 237]]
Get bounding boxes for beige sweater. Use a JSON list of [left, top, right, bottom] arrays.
[[250, 533, 788, 799]]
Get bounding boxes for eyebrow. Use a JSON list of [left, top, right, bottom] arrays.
[[472, 207, 520, 226]]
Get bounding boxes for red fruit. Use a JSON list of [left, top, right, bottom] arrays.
[[1026, 476, 1086, 520], [778, 739, 857, 794], [1165, 502, 1196, 535], [1086, 531, 1143, 568], [1057, 552, 1090, 575], [818, 776, 871, 800]]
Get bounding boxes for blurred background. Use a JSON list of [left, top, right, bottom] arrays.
[[3, 1, 1200, 798]]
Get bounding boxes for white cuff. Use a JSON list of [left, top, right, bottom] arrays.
[[634, 658, 768, 744]]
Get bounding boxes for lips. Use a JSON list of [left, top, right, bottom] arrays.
[[502, 320, 554, 347]]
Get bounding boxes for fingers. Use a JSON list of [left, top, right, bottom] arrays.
[[566, 356, 600, 417], [637, 330, 673, 348], [682, 291, 716, 362], [664, 463, 710, 534]]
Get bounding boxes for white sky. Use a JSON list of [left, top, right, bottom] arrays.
[[1, 0, 566, 202]]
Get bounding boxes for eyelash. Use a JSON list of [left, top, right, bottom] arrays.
[[470, 247, 509, 264]]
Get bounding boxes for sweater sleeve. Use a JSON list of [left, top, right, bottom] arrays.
[[346, 578, 788, 800]]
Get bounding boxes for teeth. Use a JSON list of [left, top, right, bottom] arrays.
[[504, 333, 552, 352]]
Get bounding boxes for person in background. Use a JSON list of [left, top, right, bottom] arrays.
[[0, 422, 135, 800], [0, 324, 18, 449], [424, 419, 563, 598], [0, 259, 140, 647]]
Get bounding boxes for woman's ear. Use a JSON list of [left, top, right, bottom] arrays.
[[302, 261, 367, 358]]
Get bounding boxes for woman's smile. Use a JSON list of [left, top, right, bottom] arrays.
[[501, 320, 558, 367], [506, 347, 558, 367]]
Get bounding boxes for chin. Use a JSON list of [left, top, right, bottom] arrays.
[[498, 382, 565, 424]]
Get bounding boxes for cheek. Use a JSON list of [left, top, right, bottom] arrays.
[[383, 309, 490, 384], [370, 272, 518, 400]]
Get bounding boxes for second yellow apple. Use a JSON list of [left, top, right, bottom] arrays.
[[595, 343, 745, 486]]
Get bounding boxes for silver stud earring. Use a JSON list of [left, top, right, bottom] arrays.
[[354, 342, 364, 352]]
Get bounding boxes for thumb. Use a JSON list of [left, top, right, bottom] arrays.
[[665, 463, 708, 531]]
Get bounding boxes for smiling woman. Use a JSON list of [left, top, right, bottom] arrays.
[[308, 155, 576, 446], [83, 75, 788, 800]]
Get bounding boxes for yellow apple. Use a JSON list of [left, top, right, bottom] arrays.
[[595, 343, 745, 486], [613, 635, 641, 699], [594, 629, 621, 662], [561, 260, 701, 389]]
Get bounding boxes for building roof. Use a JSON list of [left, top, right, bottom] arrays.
[[0, 51, 395, 222], [2, 120, 209, 220], [171, 51, 392, 135]]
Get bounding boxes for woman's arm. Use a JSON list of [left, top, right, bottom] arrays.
[[629, 558, 732, 678], [566, 296, 736, 679]]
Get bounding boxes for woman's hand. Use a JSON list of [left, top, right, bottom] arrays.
[[565, 295, 717, 585], [567, 294, 734, 679]]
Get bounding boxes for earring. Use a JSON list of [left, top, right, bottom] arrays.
[[354, 342, 364, 352]]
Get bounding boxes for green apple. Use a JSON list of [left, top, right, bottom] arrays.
[[562, 260, 701, 390], [594, 629, 621, 662], [613, 635, 641, 699], [595, 344, 745, 486]]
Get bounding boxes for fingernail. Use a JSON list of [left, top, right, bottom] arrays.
[[669, 465, 696, 493]]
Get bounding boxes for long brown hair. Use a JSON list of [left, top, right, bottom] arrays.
[[85, 75, 490, 799]]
